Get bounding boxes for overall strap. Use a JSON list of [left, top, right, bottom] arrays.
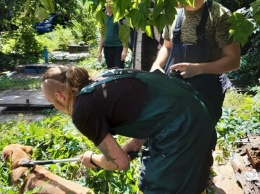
[[164, 9, 183, 72], [77, 69, 143, 95], [196, 0, 212, 38], [172, 8, 184, 43]]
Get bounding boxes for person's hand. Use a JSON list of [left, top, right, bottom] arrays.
[[80, 151, 98, 168], [150, 65, 165, 73], [98, 52, 102, 62], [169, 62, 201, 79], [121, 49, 127, 61]]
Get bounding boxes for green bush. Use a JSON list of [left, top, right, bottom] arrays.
[[215, 87, 260, 163], [0, 25, 41, 70], [35, 25, 76, 52], [70, 1, 98, 46]]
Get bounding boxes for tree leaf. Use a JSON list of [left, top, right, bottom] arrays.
[[40, 0, 55, 13], [251, 0, 260, 25], [127, 9, 147, 30], [228, 12, 255, 46], [35, 7, 49, 22]]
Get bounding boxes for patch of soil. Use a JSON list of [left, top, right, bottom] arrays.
[[210, 152, 244, 194]]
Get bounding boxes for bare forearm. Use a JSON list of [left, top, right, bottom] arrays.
[[150, 45, 170, 72], [80, 134, 130, 171], [199, 42, 240, 74], [122, 138, 146, 153], [199, 57, 239, 74], [98, 37, 104, 53], [170, 42, 241, 78]]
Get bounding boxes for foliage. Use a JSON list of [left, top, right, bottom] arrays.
[[2, 0, 258, 46], [88, 0, 260, 46], [0, 52, 38, 72], [215, 87, 260, 163], [0, 24, 42, 69], [0, 76, 41, 91], [227, 54, 259, 86], [0, 114, 141, 193], [11, 26, 41, 56], [215, 0, 255, 12], [70, 1, 98, 46], [227, 29, 260, 86], [35, 25, 75, 52], [228, 11, 255, 46], [78, 57, 107, 72]]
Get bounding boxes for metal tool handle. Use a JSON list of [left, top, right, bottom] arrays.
[[20, 157, 80, 167]]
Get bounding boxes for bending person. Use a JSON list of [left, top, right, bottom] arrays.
[[42, 65, 215, 193]]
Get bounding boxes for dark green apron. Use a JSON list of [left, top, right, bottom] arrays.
[[78, 69, 215, 193]]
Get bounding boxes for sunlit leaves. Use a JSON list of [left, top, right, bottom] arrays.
[[251, 0, 260, 25], [164, 0, 178, 24], [40, 0, 55, 13], [128, 8, 147, 31], [228, 12, 255, 46], [113, 0, 132, 20], [35, 7, 49, 22]]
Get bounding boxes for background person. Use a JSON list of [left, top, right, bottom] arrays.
[[42, 65, 215, 193], [149, 0, 241, 193], [97, 0, 129, 69]]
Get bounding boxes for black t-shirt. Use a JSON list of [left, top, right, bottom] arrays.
[[72, 78, 147, 146]]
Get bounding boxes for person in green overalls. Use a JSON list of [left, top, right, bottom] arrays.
[[97, 0, 129, 69], [41, 65, 215, 193]]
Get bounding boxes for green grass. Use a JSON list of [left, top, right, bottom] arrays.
[[0, 76, 41, 91]]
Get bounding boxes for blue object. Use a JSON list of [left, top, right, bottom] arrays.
[[43, 46, 49, 63], [34, 13, 70, 34]]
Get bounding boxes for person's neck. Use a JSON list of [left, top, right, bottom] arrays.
[[67, 96, 75, 116], [106, 9, 112, 16], [185, 0, 206, 11]]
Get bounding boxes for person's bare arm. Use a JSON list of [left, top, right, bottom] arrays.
[[170, 42, 241, 78], [122, 138, 146, 153], [80, 134, 130, 170], [98, 37, 105, 62], [121, 47, 128, 61], [150, 40, 172, 72]]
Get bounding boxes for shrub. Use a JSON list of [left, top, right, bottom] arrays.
[[215, 87, 260, 163]]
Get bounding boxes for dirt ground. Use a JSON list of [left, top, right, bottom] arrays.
[[210, 151, 244, 194]]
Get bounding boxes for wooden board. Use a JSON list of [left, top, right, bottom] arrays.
[[0, 90, 52, 107]]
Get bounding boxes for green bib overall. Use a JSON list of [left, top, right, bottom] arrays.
[[78, 69, 215, 193]]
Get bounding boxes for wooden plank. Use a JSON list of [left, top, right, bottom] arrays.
[[0, 90, 52, 107]]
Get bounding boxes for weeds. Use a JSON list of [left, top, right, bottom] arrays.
[[0, 114, 141, 193], [0, 76, 40, 91], [215, 87, 260, 163]]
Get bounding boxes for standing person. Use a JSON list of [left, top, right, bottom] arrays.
[[149, 0, 241, 193], [41, 65, 215, 193], [97, 0, 129, 69]]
